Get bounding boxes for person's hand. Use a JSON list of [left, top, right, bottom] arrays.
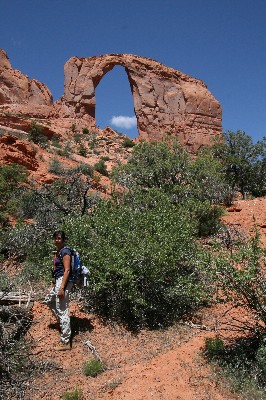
[[58, 287, 65, 299]]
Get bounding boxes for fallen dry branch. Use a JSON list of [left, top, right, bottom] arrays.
[[0, 290, 35, 306]]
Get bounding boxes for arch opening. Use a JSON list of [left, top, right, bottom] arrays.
[[95, 65, 139, 139]]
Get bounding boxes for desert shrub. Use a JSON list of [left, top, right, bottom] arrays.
[[82, 127, 89, 135], [78, 144, 87, 157], [0, 163, 29, 227], [57, 141, 72, 158], [48, 157, 64, 175], [208, 231, 266, 330], [204, 335, 266, 398], [63, 188, 209, 329], [123, 137, 135, 148], [51, 137, 60, 148], [28, 122, 48, 147], [94, 160, 108, 176], [83, 359, 105, 377], [62, 387, 83, 400], [212, 130, 266, 198], [73, 133, 82, 144], [112, 141, 225, 237], [189, 147, 234, 206], [71, 124, 77, 133], [204, 336, 225, 358], [112, 140, 189, 190], [68, 163, 94, 177]]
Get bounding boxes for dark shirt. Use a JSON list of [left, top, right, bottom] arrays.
[[53, 247, 72, 279]]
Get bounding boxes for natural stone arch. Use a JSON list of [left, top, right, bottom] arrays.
[[61, 54, 222, 152]]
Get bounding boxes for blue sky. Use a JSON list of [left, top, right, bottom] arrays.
[[0, 0, 266, 141]]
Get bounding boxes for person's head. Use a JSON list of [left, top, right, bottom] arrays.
[[53, 230, 67, 249]]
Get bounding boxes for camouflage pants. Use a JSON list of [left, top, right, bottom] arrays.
[[44, 277, 73, 344]]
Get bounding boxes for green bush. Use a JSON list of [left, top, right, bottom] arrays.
[[204, 336, 224, 358], [94, 159, 109, 176], [256, 345, 266, 376], [82, 127, 89, 135], [0, 163, 28, 227], [63, 188, 209, 329], [73, 133, 82, 144], [212, 130, 266, 198], [83, 359, 105, 377], [208, 231, 266, 330], [48, 158, 64, 175], [62, 387, 83, 400], [78, 144, 87, 157], [123, 137, 135, 148], [205, 335, 266, 398], [28, 122, 48, 147]]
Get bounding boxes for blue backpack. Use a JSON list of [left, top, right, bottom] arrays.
[[59, 247, 89, 287]]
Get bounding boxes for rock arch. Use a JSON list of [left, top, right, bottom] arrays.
[[61, 54, 222, 152]]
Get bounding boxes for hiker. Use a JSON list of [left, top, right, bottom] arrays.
[[43, 230, 73, 351]]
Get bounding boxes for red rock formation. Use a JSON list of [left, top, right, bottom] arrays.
[[0, 49, 222, 152], [61, 54, 222, 151], [0, 49, 53, 106], [0, 134, 39, 170]]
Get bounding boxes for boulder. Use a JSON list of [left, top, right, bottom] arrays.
[[0, 134, 39, 170]]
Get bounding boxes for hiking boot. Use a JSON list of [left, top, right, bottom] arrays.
[[54, 341, 71, 351]]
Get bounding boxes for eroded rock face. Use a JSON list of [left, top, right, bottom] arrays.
[[62, 54, 222, 151], [0, 49, 222, 152], [0, 49, 53, 106], [0, 134, 39, 170]]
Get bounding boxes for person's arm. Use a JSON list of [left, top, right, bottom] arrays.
[[58, 254, 71, 299]]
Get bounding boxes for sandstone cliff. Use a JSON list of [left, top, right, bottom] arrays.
[[0, 48, 222, 154]]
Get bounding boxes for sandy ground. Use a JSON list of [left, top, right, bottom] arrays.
[[24, 197, 266, 400]]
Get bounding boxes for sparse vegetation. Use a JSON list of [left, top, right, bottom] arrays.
[[62, 387, 83, 400], [94, 159, 109, 176], [123, 136, 135, 148], [48, 157, 64, 175], [78, 143, 88, 157], [83, 359, 105, 377]]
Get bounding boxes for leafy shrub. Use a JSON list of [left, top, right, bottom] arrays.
[[205, 335, 266, 398], [62, 387, 83, 400], [28, 122, 48, 147], [208, 231, 266, 331], [94, 160, 108, 176], [68, 163, 94, 177], [78, 144, 87, 157], [73, 133, 82, 144], [123, 137, 135, 148], [212, 130, 266, 198], [48, 158, 64, 175], [63, 189, 209, 329], [57, 141, 72, 158], [0, 163, 28, 227], [204, 336, 224, 358], [71, 124, 77, 133], [82, 127, 89, 135], [83, 359, 105, 377]]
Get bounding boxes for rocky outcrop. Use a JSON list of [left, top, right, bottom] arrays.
[[61, 54, 222, 151], [0, 134, 39, 170], [0, 49, 53, 106]]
